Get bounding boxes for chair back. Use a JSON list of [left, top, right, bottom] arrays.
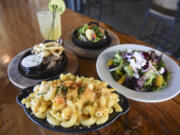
[[152, 0, 179, 11]]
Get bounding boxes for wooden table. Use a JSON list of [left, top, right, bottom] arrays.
[[0, 0, 179, 135]]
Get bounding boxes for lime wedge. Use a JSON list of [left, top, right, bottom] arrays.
[[49, 0, 66, 14]]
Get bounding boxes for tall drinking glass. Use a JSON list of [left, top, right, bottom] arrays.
[[36, 8, 61, 41]]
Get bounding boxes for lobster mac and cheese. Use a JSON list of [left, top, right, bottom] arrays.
[[21, 73, 122, 128]]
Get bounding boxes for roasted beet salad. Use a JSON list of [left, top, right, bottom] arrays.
[[72, 22, 111, 49], [19, 41, 67, 79], [107, 49, 171, 92]]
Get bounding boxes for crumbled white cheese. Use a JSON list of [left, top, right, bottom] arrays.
[[128, 59, 136, 67], [159, 67, 165, 74], [127, 55, 132, 59], [128, 52, 146, 70], [133, 73, 140, 78], [127, 49, 132, 53], [128, 52, 147, 78]]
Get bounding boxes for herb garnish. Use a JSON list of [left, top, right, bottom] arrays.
[[78, 87, 85, 95], [60, 86, 68, 96], [57, 86, 68, 96], [57, 87, 61, 94], [84, 101, 90, 106]]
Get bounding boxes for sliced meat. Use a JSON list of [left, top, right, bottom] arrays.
[[41, 55, 63, 70], [46, 60, 57, 69]]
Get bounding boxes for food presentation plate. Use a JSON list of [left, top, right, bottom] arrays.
[[18, 51, 68, 79], [96, 44, 180, 103], [16, 85, 129, 134], [72, 29, 111, 49], [8, 48, 78, 89], [64, 29, 120, 59]]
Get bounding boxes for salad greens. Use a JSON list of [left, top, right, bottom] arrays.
[[76, 23, 106, 42], [77, 24, 88, 35], [107, 49, 170, 92], [124, 66, 133, 77]]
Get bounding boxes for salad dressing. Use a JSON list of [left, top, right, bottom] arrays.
[[21, 54, 43, 68]]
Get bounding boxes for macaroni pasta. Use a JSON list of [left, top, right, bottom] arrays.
[[21, 73, 122, 128]]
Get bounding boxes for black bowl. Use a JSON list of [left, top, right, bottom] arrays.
[[72, 29, 111, 50], [16, 83, 129, 134], [18, 50, 68, 80]]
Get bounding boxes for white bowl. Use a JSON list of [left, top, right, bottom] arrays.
[[96, 44, 180, 103]]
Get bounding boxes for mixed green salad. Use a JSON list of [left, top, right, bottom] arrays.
[[107, 49, 170, 92], [76, 23, 106, 42]]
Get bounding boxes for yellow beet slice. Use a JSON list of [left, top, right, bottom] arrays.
[[156, 75, 164, 87], [118, 75, 126, 84], [107, 59, 113, 66], [116, 69, 123, 76]]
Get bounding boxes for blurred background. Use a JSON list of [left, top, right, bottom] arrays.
[[11, 0, 180, 61], [65, 0, 180, 61]]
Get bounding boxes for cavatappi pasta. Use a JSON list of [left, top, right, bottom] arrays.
[[21, 73, 122, 128]]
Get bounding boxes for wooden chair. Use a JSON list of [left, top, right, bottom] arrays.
[[138, 0, 180, 54]]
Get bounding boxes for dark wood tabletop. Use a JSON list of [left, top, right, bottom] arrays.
[[0, 0, 180, 135]]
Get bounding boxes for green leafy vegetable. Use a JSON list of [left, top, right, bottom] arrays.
[[155, 61, 165, 70], [113, 58, 120, 66], [56, 88, 60, 94], [92, 25, 102, 37], [165, 71, 171, 81], [111, 71, 121, 81], [144, 73, 156, 87], [77, 24, 88, 36], [113, 52, 124, 67], [77, 23, 106, 43], [124, 66, 133, 77], [94, 37, 101, 42], [152, 81, 167, 91], [118, 50, 122, 55], [107, 49, 171, 92]]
